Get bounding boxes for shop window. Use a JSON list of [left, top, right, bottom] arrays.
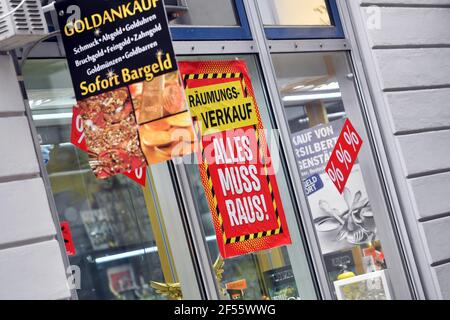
[[272, 52, 393, 300], [257, 0, 344, 39], [23, 59, 185, 300], [178, 54, 318, 300], [168, 0, 252, 40]]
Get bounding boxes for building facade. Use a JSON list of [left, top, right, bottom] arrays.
[[0, 0, 449, 300]]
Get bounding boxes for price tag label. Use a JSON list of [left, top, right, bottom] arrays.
[[325, 119, 363, 194]]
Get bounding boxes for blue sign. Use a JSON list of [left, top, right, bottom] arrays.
[[303, 174, 324, 196]]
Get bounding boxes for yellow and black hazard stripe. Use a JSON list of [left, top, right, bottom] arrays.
[[183, 72, 248, 97]]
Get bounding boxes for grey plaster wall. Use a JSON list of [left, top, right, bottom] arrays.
[[346, 0, 450, 299], [0, 53, 70, 300]]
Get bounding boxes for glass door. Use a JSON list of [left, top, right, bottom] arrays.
[[173, 54, 319, 300]]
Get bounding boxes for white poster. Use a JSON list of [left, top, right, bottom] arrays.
[[309, 164, 377, 254]]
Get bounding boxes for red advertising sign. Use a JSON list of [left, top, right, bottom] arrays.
[[325, 119, 363, 194], [180, 60, 291, 259], [60, 221, 76, 256]]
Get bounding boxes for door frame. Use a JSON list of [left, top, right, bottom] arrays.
[[241, 0, 416, 300], [335, 0, 427, 299]]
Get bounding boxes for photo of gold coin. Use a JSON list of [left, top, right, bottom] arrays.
[[142, 120, 171, 132], [136, 76, 165, 124], [164, 71, 178, 83], [163, 83, 185, 114]]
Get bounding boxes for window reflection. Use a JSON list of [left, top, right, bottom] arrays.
[[258, 0, 331, 26], [272, 52, 392, 300]]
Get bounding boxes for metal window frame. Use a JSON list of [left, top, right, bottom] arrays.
[[263, 0, 345, 40], [170, 0, 252, 40]]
